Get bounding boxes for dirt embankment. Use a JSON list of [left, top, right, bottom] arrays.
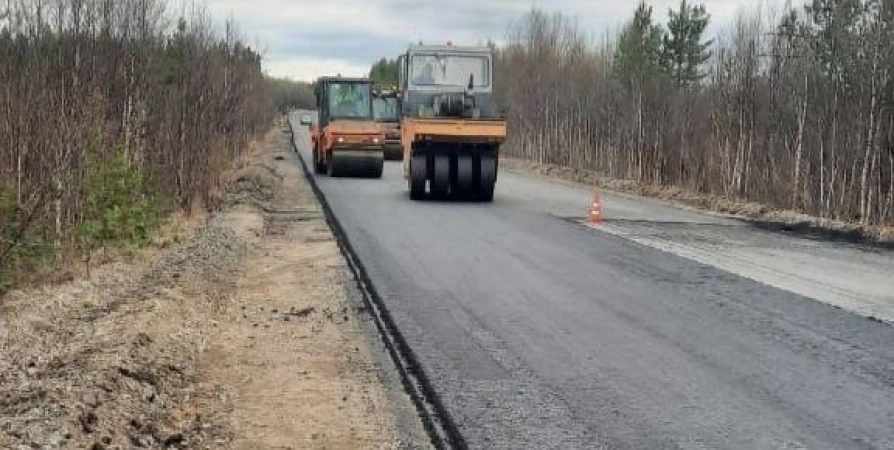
[[0, 117, 427, 449], [500, 156, 894, 245]]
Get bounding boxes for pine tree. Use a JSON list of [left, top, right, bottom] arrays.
[[804, 0, 863, 81], [613, 2, 665, 92], [661, 0, 713, 87]]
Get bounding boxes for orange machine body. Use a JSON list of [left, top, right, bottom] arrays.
[[313, 120, 384, 156], [401, 117, 507, 179]]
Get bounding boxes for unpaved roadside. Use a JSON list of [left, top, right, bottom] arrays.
[[0, 117, 429, 449], [200, 119, 428, 449]]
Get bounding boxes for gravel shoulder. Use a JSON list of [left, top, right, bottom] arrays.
[[0, 117, 428, 449]]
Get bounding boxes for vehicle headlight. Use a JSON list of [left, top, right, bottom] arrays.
[[373, 137, 381, 144], [337, 136, 345, 143]]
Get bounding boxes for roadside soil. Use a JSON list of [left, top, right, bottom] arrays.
[[500, 156, 894, 245], [0, 117, 429, 449]]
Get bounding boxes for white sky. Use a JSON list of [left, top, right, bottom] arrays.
[[196, 0, 806, 82]]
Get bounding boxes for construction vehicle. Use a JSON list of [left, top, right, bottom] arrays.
[[396, 43, 507, 201], [311, 76, 385, 178], [373, 87, 403, 160]]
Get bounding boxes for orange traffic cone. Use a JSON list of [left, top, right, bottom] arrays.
[[588, 191, 603, 225]]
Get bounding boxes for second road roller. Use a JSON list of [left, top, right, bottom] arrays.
[[311, 76, 385, 178], [373, 86, 404, 161]]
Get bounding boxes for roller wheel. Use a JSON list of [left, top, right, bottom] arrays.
[[455, 155, 474, 199], [409, 155, 427, 200], [370, 156, 384, 178], [431, 154, 450, 199], [384, 146, 403, 161], [478, 154, 496, 202], [327, 152, 341, 177]]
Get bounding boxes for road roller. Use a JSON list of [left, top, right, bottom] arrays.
[[395, 43, 507, 201], [311, 76, 385, 178], [373, 87, 403, 161]]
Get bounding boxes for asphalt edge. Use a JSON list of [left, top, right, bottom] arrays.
[[285, 115, 468, 450], [501, 164, 894, 250], [746, 220, 894, 250]]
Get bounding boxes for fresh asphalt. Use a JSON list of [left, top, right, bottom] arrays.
[[289, 112, 894, 449]]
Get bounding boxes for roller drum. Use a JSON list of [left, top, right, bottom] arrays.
[[383, 144, 403, 161], [328, 149, 384, 178]]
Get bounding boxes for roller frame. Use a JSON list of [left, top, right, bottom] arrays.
[[383, 142, 404, 161]]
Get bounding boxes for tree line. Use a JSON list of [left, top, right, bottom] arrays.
[[268, 76, 315, 113], [369, 57, 399, 86], [496, 0, 894, 227], [0, 0, 310, 290]]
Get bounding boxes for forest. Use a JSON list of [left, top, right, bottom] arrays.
[[497, 0, 893, 228], [0, 0, 311, 289]]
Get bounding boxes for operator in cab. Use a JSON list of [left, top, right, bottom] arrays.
[[332, 84, 367, 117], [413, 62, 435, 85]]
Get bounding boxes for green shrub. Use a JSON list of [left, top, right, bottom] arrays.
[[80, 149, 160, 249]]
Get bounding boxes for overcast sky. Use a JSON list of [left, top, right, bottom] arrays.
[[200, 0, 805, 82]]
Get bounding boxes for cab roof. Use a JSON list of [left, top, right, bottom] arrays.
[[405, 44, 492, 55], [315, 76, 372, 84]]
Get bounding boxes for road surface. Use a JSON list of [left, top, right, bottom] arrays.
[[289, 113, 894, 449]]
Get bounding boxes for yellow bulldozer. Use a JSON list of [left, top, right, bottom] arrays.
[[395, 43, 507, 201]]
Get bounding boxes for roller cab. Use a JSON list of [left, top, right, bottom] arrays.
[[312, 76, 385, 178]]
